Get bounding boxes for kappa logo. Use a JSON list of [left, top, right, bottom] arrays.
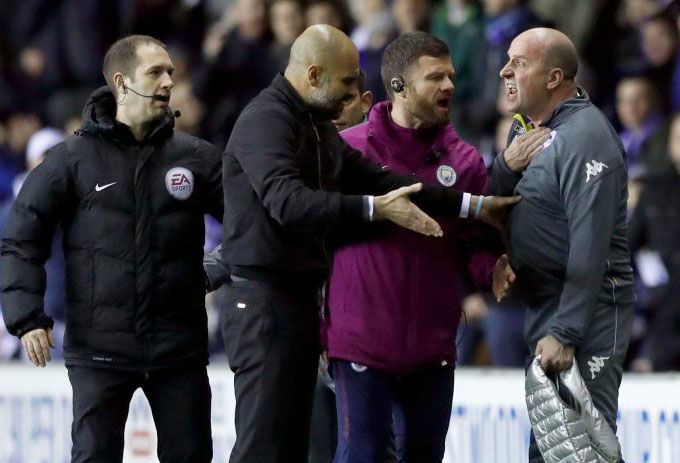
[[585, 160, 608, 182], [542, 130, 557, 148], [165, 167, 194, 200], [436, 165, 457, 186], [587, 355, 610, 380]]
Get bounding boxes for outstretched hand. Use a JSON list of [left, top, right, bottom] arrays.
[[374, 183, 443, 237]]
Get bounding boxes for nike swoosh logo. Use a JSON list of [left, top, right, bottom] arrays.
[[95, 182, 117, 192]]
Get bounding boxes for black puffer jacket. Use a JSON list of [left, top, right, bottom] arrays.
[[0, 87, 223, 370]]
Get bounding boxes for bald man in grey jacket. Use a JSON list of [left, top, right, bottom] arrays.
[[490, 28, 633, 463]]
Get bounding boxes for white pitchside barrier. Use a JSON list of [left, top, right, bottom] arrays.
[[0, 364, 678, 462]]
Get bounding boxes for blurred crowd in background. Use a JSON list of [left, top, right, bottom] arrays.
[[1, 0, 680, 373]]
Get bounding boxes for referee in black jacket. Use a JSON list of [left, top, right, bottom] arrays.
[[219, 24, 519, 463], [1, 36, 222, 462]]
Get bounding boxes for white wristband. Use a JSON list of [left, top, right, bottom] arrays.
[[459, 192, 472, 218], [368, 195, 375, 221]]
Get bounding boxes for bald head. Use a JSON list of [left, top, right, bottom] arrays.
[[518, 28, 579, 80], [288, 24, 356, 71], [285, 24, 360, 119], [500, 28, 580, 125]]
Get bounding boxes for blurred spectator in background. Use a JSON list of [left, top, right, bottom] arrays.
[[6, 0, 128, 122], [639, 13, 680, 112], [349, 0, 396, 101], [628, 113, 680, 372], [269, 0, 307, 72], [0, 112, 41, 202], [193, 0, 275, 147], [171, 79, 206, 136], [430, 0, 485, 139], [306, 0, 353, 33], [393, 0, 432, 33], [616, 76, 671, 177], [529, 0, 596, 51], [131, 0, 209, 60]]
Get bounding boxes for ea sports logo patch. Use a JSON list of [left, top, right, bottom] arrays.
[[436, 165, 457, 186], [165, 167, 194, 200]]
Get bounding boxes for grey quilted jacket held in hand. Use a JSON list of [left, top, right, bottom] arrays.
[[525, 357, 622, 463]]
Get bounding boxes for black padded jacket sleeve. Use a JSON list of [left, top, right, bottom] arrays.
[[0, 143, 72, 337]]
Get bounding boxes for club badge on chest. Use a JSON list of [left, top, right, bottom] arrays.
[[436, 165, 457, 187]]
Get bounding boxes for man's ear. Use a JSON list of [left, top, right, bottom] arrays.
[[360, 91, 373, 114], [113, 72, 126, 92], [546, 68, 564, 90], [307, 65, 323, 88]]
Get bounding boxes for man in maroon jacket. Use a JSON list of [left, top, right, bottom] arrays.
[[324, 32, 516, 463]]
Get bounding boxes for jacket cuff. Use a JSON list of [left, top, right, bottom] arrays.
[[547, 326, 579, 348], [496, 151, 523, 178], [341, 195, 367, 222], [14, 313, 54, 338]]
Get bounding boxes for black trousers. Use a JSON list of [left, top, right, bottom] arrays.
[[222, 279, 321, 463], [309, 376, 338, 463], [67, 365, 212, 463]]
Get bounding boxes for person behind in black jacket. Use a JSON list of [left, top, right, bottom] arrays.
[[218, 24, 520, 463], [0, 35, 222, 463], [628, 112, 680, 372]]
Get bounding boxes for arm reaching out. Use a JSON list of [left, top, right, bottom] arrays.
[[374, 183, 443, 237]]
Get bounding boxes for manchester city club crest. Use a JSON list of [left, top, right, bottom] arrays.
[[165, 167, 194, 200], [436, 165, 457, 186]]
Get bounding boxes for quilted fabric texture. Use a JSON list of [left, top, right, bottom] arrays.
[[526, 357, 621, 463]]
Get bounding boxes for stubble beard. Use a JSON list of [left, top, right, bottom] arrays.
[[309, 81, 343, 120]]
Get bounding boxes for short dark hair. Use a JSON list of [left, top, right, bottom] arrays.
[[358, 69, 366, 93], [102, 35, 166, 96], [381, 32, 450, 98]]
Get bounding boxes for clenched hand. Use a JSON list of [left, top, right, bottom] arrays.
[[535, 335, 574, 373]]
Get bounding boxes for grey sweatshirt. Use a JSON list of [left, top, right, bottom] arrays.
[[490, 91, 634, 353]]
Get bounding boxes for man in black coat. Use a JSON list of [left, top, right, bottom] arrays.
[[0, 35, 222, 462], [219, 24, 519, 463]]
